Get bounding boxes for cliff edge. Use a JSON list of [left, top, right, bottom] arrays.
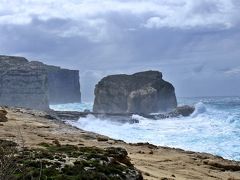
[[0, 55, 81, 110]]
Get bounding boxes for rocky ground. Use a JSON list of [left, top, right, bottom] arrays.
[[0, 106, 240, 180]]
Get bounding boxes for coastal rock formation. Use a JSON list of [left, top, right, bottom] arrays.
[[172, 105, 195, 117], [47, 66, 81, 104], [0, 60, 49, 110], [29, 61, 81, 104], [0, 55, 81, 110], [142, 105, 195, 120], [93, 71, 177, 114], [55, 105, 195, 123], [0, 109, 7, 122]]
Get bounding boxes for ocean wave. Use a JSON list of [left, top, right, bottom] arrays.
[[132, 114, 149, 121], [53, 97, 240, 161], [50, 102, 93, 111], [191, 102, 207, 117]]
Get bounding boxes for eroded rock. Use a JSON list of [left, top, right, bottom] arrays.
[[168, 105, 195, 117], [0, 109, 8, 122], [93, 71, 177, 114], [0, 55, 81, 110]]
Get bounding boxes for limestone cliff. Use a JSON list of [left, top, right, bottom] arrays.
[[0, 55, 81, 110], [47, 66, 81, 104], [29, 61, 81, 104], [93, 71, 177, 114]]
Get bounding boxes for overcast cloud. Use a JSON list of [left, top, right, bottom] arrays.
[[0, 0, 240, 101]]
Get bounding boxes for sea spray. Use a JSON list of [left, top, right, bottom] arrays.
[[52, 97, 240, 161], [191, 102, 207, 117]]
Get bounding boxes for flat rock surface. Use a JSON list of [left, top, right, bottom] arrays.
[[0, 107, 240, 180], [54, 105, 195, 122]]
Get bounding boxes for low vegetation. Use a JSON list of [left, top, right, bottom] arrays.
[[0, 139, 142, 180]]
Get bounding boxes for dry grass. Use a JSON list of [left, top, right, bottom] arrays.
[[0, 140, 20, 180], [0, 111, 42, 180]]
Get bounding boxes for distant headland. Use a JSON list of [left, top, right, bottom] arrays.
[[0, 55, 81, 110]]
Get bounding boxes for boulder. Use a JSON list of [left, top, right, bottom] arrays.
[[93, 71, 177, 114], [173, 105, 195, 117], [0, 109, 8, 122], [146, 105, 195, 119]]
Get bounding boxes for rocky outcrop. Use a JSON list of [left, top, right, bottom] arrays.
[[0, 55, 81, 110], [55, 105, 195, 123], [171, 105, 195, 117], [0, 59, 49, 110], [142, 105, 195, 120], [0, 108, 8, 122], [93, 71, 177, 114]]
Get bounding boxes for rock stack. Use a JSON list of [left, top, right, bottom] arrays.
[[93, 71, 177, 114]]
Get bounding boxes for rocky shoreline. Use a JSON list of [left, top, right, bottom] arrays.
[[54, 105, 195, 123], [1, 106, 240, 179]]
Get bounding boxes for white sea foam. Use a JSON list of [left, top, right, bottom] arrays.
[[51, 97, 240, 161], [132, 114, 149, 121], [191, 102, 207, 117], [50, 102, 93, 111]]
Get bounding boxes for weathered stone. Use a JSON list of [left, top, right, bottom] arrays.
[[28, 60, 81, 104], [93, 71, 177, 114], [0, 64, 49, 110], [127, 86, 159, 114], [0, 109, 8, 122], [0, 55, 81, 110], [173, 105, 195, 117], [29, 61, 81, 104], [54, 105, 195, 122], [47, 67, 81, 104], [143, 105, 195, 119]]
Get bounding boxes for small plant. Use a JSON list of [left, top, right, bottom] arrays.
[[0, 140, 20, 180], [0, 140, 143, 180]]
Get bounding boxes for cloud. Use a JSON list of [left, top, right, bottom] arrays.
[[0, 0, 239, 99], [1, 0, 239, 45], [224, 67, 240, 75], [58, 18, 109, 42], [144, 0, 238, 29], [193, 65, 205, 73], [0, 0, 239, 31]]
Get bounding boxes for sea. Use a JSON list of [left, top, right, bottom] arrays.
[[50, 96, 240, 161]]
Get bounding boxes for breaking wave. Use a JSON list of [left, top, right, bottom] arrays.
[[51, 97, 240, 161]]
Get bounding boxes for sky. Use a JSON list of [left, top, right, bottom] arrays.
[[0, 0, 240, 101]]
